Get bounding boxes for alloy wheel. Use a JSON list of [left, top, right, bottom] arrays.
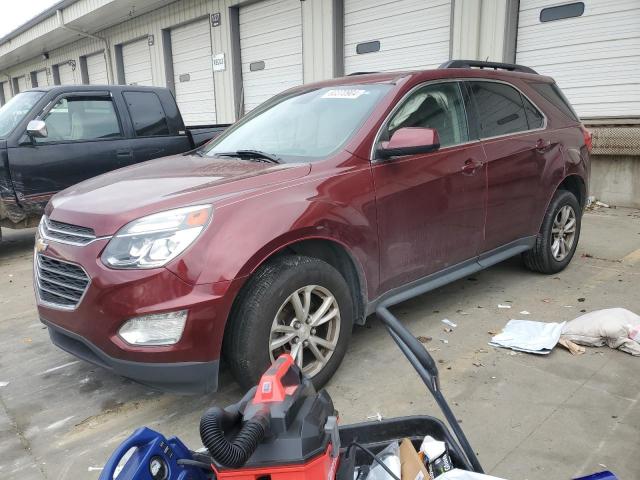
[[551, 205, 577, 261], [269, 285, 341, 378]]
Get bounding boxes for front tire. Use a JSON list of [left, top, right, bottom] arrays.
[[523, 189, 581, 274], [224, 255, 353, 390]]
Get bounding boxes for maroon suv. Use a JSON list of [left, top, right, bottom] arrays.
[[35, 61, 591, 393]]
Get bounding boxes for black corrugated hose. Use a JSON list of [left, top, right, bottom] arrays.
[[199, 407, 269, 468]]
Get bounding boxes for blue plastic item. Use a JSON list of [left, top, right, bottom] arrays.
[[573, 472, 618, 480], [99, 427, 208, 480]]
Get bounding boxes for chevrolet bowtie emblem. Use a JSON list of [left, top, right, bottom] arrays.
[[35, 237, 48, 253]]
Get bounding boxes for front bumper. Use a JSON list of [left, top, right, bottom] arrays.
[[45, 320, 220, 394], [35, 237, 243, 393]]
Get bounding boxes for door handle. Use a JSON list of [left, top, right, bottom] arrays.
[[535, 138, 551, 152], [461, 158, 483, 175], [116, 148, 133, 158]]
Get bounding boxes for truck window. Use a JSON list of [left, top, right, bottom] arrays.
[[38, 96, 122, 142], [0, 91, 44, 138], [123, 91, 170, 137]]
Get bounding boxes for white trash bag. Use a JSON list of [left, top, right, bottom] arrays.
[[561, 308, 640, 356]]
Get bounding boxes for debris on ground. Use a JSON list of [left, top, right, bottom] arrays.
[[0, 381, 8, 387], [519, 311, 531, 315], [578, 297, 586, 302], [444, 327, 454, 333], [472, 361, 484, 367], [366, 412, 384, 421], [440, 339, 449, 344], [498, 304, 512, 309], [561, 308, 640, 356], [417, 335, 432, 343], [442, 319, 458, 328], [558, 338, 586, 355], [489, 319, 565, 354]]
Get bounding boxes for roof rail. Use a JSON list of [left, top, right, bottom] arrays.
[[439, 60, 538, 75], [346, 71, 379, 76]]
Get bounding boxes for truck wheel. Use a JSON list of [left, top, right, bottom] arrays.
[[224, 255, 353, 390], [523, 190, 581, 274]]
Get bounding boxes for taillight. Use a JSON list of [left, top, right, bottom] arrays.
[[580, 124, 592, 153]]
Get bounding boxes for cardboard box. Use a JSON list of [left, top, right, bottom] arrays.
[[400, 438, 431, 480]]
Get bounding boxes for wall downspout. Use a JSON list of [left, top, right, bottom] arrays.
[[56, 9, 115, 84]]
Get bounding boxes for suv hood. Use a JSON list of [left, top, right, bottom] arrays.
[[48, 154, 311, 236]]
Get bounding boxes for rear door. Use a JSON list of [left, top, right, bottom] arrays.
[[122, 90, 190, 164], [7, 93, 132, 201], [372, 81, 487, 292], [465, 80, 553, 254]]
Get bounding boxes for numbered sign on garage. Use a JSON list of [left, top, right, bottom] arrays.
[[239, 0, 303, 113], [516, 0, 640, 118], [122, 38, 153, 86], [171, 18, 217, 125], [344, 0, 452, 74], [86, 51, 109, 84]]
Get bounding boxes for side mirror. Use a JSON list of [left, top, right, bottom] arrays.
[[26, 120, 48, 139], [377, 127, 440, 159]]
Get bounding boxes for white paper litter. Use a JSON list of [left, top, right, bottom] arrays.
[[498, 304, 512, 309], [442, 319, 458, 328], [490, 320, 565, 354], [519, 311, 530, 315], [438, 468, 507, 480], [0, 381, 8, 387]]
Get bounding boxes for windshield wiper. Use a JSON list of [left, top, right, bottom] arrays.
[[215, 150, 282, 164]]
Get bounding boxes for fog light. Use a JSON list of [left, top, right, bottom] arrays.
[[119, 310, 187, 346]]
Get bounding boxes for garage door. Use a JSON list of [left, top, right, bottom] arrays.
[[35, 70, 49, 87], [58, 62, 77, 85], [1, 82, 11, 104], [86, 51, 109, 84], [344, 0, 452, 75], [16, 76, 28, 92], [122, 38, 153, 86], [171, 18, 216, 125], [516, 0, 640, 118], [239, 0, 303, 113]]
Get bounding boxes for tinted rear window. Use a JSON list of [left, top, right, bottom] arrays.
[[529, 82, 579, 122], [123, 91, 170, 136], [468, 81, 529, 137], [522, 96, 545, 129]]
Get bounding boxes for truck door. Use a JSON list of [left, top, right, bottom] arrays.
[[7, 92, 133, 204]]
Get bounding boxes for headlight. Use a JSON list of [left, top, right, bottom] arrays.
[[119, 310, 187, 346], [102, 205, 212, 269]]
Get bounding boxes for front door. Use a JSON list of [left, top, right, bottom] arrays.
[[372, 81, 487, 294], [8, 93, 132, 204]]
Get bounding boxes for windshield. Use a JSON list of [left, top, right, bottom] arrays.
[[0, 91, 45, 138], [202, 84, 392, 161]]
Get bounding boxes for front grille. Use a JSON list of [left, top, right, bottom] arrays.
[[35, 255, 90, 309], [41, 216, 96, 245]]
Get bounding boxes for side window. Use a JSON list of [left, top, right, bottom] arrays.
[[529, 82, 579, 122], [522, 95, 544, 130], [468, 81, 529, 137], [384, 82, 469, 148], [39, 97, 121, 142], [123, 92, 170, 137]]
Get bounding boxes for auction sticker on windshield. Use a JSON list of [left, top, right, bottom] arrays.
[[321, 89, 367, 99]]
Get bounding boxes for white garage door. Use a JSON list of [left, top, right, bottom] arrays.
[[1, 82, 11, 104], [58, 62, 77, 85], [171, 18, 216, 125], [122, 38, 153, 86], [517, 0, 640, 118], [344, 0, 451, 75], [35, 70, 49, 87], [86, 51, 109, 84], [16, 76, 28, 92], [239, 0, 303, 113]]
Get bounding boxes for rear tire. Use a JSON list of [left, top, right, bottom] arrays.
[[224, 255, 353, 391], [523, 189, 581, 274]]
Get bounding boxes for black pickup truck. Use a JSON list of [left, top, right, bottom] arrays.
[[0, 85, 227, 236]]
